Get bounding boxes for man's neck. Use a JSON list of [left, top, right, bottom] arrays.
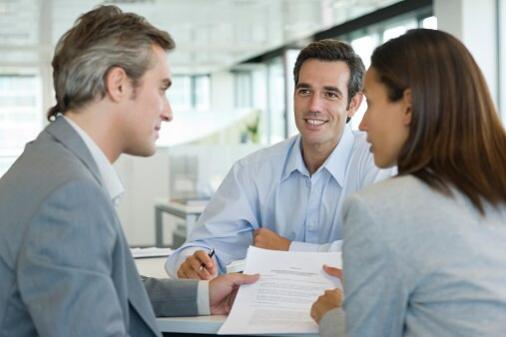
[[65, 107, 122, 163], [300, 140, 337, 176]]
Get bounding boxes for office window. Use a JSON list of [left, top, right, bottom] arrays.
[[421, 16, 437, 30], [169, 75, 192, 111], [351, 34, 380, 69], [285, 49, 300, 138], [168, 75, 210, 112], [0, 74, 43, 177], [382, 19, 417, 42], [234, 71, 253, 108], [193, 75, 210, 111], [267, 57, 286, 144]]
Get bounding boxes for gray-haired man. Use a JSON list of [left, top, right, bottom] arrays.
[[0, 6, 257, 337]]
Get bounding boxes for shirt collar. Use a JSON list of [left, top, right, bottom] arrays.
[[323, 124, 354, 187], [63, 116, 125, 205], [282, 125, 355, 187], [282, 135, 310, 181]]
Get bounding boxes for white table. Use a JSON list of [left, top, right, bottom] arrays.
[[154, 199, 207, 247], [156, 316, 320, 337], [134, 256, 169, 278]]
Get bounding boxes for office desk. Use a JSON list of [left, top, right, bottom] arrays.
[[157, 316, 320, 337], [154, 199, 207, 247], [134, 256, 169, 278]]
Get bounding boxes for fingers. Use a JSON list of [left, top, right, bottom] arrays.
[[310, 294, 326, 323], [253, 228, 264, 244], [310, 300, 319, 322], [209, 273, 260, 315], [253, 228, 290, 251], [323, 264, 343, 280], [310, 289, 343, 324], [177, 250, 216, 280], [253, 229, 264, 247], [227, 273, 260, 286]]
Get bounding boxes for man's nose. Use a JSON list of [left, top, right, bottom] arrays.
[[308, 94, 323, 113], [162, 99, 173, 122]]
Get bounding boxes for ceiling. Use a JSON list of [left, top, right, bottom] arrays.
[[0, 0, 401, 74]]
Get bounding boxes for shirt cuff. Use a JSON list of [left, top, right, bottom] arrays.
[[197, 280, 211, 315], [166, 246, 212, 279]]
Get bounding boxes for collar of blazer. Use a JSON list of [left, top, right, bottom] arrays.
[[44, 116, 105, 189]]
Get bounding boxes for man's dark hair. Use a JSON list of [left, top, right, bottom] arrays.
[[293, 39, 365, 105]]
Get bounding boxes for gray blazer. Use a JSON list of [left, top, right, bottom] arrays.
[[0, 117, 199, 337], [319, 175, 506, 337]]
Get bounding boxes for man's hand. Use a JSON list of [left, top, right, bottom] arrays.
[[177, 250, 217, 280], [209, 273, 260, 314], [310, 265, 343, 324], [310, 288, 343, 323], [253, 228, 291, 250]]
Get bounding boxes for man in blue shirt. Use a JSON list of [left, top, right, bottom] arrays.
[[166, 39, 389, 280]]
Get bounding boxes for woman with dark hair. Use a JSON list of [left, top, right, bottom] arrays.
[[311, 28, 506, 337]]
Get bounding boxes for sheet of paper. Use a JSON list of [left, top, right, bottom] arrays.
[[218, 246, 342, 335], [130, 247, 173, 258]]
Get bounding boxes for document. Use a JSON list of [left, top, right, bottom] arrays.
[[130, 247, 173, 259], [218, 246, 342, 335]]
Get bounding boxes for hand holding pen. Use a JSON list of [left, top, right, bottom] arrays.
[[177, 248, 217, 280], [200, 249, 215, 270]]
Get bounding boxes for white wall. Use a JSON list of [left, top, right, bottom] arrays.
[[434, 0, 498, 107], [115, 149, 170, 246], [210, 70, 235, 113]]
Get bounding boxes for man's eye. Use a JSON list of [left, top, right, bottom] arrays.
[[325, 92, 338, 99], [297, 89, 310, 95]]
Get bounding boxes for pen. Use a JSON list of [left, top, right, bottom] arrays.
[[199, 249, 215, 271]]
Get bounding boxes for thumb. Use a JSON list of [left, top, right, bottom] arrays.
[[229, 273, 260, 286], [323, 265, 343, 280]]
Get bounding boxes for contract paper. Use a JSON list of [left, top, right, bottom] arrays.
[[218, 246, 342, 335]]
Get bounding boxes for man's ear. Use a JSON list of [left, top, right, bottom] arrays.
[[104, 67, 130, 102], [346, 92, 364, 119], [402, 88, 412, 125]]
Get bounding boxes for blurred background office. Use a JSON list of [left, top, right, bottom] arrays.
[[0, 0, 504, 247]]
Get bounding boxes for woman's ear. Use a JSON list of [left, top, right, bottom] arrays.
[[403, 88, 412, 125]]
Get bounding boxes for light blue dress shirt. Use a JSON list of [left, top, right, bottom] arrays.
[[166, 126, 390, 276]]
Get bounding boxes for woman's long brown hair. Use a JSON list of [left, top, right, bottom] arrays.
[[371, 29, 506, 213]]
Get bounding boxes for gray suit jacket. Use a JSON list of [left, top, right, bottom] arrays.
[[0, 117, 199, 337], [319, 175, 506, 337]]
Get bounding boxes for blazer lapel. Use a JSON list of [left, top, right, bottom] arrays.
[[121, 232, 162, 336]]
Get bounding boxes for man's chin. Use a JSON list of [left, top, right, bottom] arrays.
[[125, 146, 156, 158]]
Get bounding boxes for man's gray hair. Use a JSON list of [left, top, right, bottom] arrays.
[[48, 5, 175, 120]]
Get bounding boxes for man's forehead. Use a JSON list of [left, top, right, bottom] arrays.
[[299, 59, 350, 76], [298, 60, 350, 87], [150, 46, 171, 77]]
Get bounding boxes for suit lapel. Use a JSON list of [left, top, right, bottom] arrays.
[[120, 232, 162, 336]]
